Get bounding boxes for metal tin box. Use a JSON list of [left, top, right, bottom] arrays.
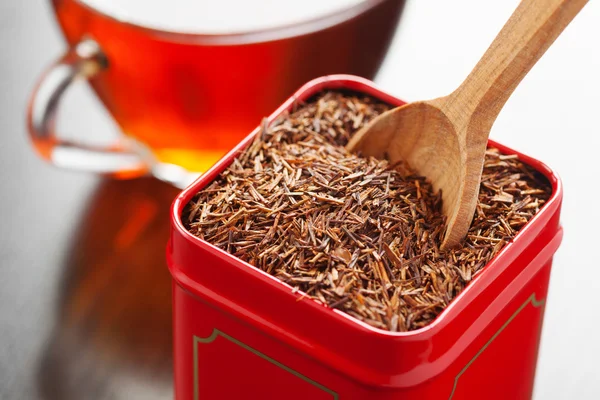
[[167, 75, 563, 400]]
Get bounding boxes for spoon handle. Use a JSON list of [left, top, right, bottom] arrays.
[[446, 0, 587, 136]]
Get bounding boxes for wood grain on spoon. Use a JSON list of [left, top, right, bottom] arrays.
[[347, 0, 587, 250]]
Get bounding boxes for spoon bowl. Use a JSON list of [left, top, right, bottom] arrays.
[[348, 99, 475, 249]]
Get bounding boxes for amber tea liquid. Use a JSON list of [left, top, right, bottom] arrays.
[[52, 0, 404, 172]]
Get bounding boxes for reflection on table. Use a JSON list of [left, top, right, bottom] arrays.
[[37, 178, 179, 400]]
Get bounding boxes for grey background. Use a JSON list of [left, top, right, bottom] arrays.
[[1, 0, 599, 399]]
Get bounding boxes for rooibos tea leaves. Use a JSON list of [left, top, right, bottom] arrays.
[[183, 92, 551, 332]]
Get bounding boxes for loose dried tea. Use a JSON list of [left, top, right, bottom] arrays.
[[182, 91, 551, 332]]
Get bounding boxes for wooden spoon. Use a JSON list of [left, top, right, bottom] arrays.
[[347, 0, 587, 250]]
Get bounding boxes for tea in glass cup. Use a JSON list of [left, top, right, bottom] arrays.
[[28, 0, 405, 186]]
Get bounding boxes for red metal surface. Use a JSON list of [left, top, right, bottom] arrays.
[[167, 75, 564, 400]]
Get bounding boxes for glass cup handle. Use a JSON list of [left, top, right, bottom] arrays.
[[27, 38, 151, 178]]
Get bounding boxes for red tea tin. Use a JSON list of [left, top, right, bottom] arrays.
[[167, 75, 563, 400]]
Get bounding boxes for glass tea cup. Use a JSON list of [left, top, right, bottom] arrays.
[[28, 0, 405, 187]]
